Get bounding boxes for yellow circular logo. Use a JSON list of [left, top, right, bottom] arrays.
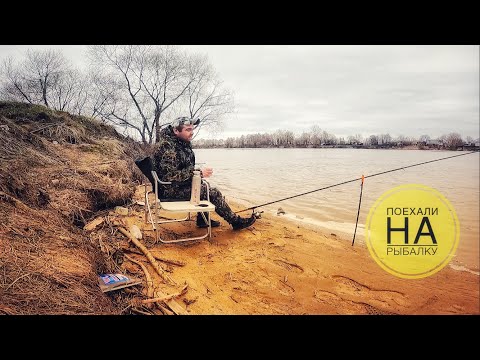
[[365, 184, 459, 279]]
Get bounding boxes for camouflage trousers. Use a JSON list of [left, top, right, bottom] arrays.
[[160, 181, 238, 223]]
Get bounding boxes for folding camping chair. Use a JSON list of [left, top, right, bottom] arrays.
[[135, 157, 216, 244]]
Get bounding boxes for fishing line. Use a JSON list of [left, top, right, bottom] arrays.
[[236, 151, 478, 214]]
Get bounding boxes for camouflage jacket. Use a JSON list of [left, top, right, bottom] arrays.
[[152, 125, 195, 192]]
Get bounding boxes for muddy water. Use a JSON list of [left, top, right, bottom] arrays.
[[195, 148, 479, 273]]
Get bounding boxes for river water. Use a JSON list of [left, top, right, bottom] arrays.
[[194, 148, 479, 273]]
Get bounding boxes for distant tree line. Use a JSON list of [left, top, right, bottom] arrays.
[[193, 126, 479, 151], [0, 46, 234, 144]]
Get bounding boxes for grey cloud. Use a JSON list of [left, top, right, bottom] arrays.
[[2, 45, 478, 140]]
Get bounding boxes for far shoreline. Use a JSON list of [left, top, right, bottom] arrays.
[[193, 145, 480, 152]]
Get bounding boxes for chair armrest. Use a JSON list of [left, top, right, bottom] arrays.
[[151, 171, 172, 185]]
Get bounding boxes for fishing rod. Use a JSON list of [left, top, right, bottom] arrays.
[[351, 175, 364, 246], [236, 150, 478, 214]]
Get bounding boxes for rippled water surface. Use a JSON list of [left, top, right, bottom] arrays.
[[195, 148, 479, 271]]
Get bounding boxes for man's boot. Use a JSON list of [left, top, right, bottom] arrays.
[[230, 215, 256, 230], [196, 213, 220, 228]]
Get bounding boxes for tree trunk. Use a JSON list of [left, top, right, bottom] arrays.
[[41, 77, 49, 108], [154, 112, 161, 143]]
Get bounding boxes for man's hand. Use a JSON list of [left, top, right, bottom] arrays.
[[201, 167, 213, 178]]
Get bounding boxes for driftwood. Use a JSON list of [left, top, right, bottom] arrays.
[[157, 304, 174, 315], [131, 308, 153, 315], [124, 250, 187, 315], [131, 283, 188, 315], [142, 284, 188, 304], [123, 247, 171, 273], [123, 248, 186, 267], [84, 216, 105, 231], [117, 226, 175, 285], [161, 293, 188, 315], [117, 226, 187, 315], [124, 254, 154, 309]]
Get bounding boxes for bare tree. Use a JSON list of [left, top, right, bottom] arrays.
[[347, 133, 364, 145], [369, 134, 378, 146], [49, 68, 84, 111], [23, 49, 70, 107], [0, 57, 35, 103], [83, 71, 122, 120], [310, 125, 322, 147], [378, 133, 392, 146], [1, 49, 75, 111], [404, 136, 416, 146], [297, 132, 311, 147], [419, 134, 430, 143], [225, 137, 235, 148], [396, 134, 407, 146], [68, 72, 92, 116], [326, 132, 337, 145], [443, 132, 463, 150], [354, 133, 363, 144], [179, 54, 234, 140], [239, 135, 246, 148], [86, 45, 234, 144], [87, 45, 155, 143]]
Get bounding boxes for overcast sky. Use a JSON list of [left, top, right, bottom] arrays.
[[1, 45, 478, 140]]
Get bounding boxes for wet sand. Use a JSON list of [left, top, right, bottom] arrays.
[[120, 187, 479, 315]]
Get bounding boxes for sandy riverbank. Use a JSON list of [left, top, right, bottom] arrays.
[[118, 187, 479, 315]]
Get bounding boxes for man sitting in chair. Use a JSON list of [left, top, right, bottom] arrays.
[[152, 116, 256, 231]]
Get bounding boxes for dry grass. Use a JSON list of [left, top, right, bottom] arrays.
[[0, 101, 149, 314]]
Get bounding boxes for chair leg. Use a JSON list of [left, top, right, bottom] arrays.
[[144, 183, 148, 224], [154, 211, 214, 244], [145, 190, 156, 230], [156, 228, 211, 243], [198, 211, 213, 242], [207, 211, 212, 241]]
